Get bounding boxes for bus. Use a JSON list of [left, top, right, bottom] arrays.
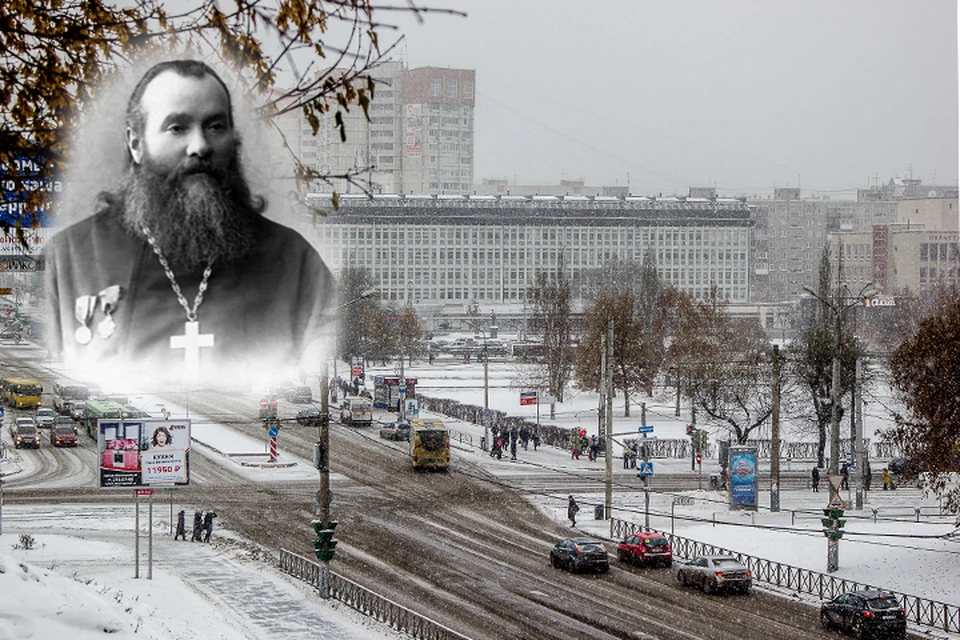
[[1, 377, 43, 409], [409, 419, 450, 471], [53, 381, 90, 415], [81, 399, 135, 439]]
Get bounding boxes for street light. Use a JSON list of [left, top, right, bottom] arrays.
[[802, 279, 874, 478], [313, 286, 377, 596]]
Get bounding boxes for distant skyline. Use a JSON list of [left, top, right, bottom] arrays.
[[383, 0, 958, 198]]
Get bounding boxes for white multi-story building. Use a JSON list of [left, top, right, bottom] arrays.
[[306, 193, 753, 310], [275, 62, 475, 196]]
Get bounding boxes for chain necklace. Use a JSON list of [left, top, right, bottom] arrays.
[[141, 224, 212, 322]]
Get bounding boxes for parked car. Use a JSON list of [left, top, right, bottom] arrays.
[[10, 419, 40, 449], [284, 385, 313, 403], [549, 537, 609, 573], [50, 423, 78, 447], [617, 531, 672, 567], [379, 421, 411, 441], [820, 590, 906, 639], [676, 555, 752, 594], [35, 406, 57, 428]]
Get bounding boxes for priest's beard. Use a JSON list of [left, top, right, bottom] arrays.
[[121, 152, 263, 272]]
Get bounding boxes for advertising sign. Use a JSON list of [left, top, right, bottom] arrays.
[[404, 104, 423, 158], [98, 418, 191, 488], [728, 446, 758, 510], [519, 391, 538, 406]]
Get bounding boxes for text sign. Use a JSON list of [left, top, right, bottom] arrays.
[[637, 425, 655, 433], [136, 489, 153, 496]]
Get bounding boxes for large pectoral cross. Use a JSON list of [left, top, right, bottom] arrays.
[[170, 321, 214, 382]]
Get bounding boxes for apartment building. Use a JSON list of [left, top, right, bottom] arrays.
[[276, 62, 475, 196]]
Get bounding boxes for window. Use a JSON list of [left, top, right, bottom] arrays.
[[430, 78, 442, 97], [446, 80, 458, 97]]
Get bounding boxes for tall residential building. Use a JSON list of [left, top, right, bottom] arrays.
[[276, 62, 475, 195]]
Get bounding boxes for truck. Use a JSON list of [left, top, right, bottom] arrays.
[[339, 396, 373, 427]]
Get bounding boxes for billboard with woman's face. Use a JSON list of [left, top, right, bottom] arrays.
[[97, 419, 190, 488]]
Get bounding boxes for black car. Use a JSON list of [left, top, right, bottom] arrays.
[[550, 537, 609, 573], [285, 385, 313, 403], [820, 590, 906, 639], [379, 421, 411, 441]]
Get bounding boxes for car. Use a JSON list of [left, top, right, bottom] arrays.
[[10, 420, 40, 449], [549, 537, 609, 573], [284, 385, 313, 403], [820, 590, 906, 639], [379, 421, 411, 441], [676, 554, 751, 594], [35, 406, 57, 428], [617, 531, 672, 567], [296, 407, 323, 427], [50, 423, 78, 447]]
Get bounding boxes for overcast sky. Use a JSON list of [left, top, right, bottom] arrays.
[[385, 0, 958, 198]]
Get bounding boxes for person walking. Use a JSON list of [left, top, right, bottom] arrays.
[[192, 510, 204, 541], [882, 467, 891, 490], [811, 466, 820, 492], [202, 511, 217, 543], [174, 509, 187, 541], [567, 495, 580, 528]]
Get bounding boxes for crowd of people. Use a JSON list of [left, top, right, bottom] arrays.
[[175, 509, 218, 542]]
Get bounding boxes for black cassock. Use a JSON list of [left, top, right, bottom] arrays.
[[45, 205, 335, 383]]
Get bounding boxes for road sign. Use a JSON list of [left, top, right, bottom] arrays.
[[268, 426, 279, 437], [638, 461, 654, 477], [482, 408, 492, 418], [637, 425, 654, 434]]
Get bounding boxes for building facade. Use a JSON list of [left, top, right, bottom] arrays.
[[276, 62, 475, 196], [306, 193, 753, 309]]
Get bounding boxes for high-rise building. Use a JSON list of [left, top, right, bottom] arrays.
[[278, 62, 475, 195]]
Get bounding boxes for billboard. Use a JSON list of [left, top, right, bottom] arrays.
[[404, 104, 422, 158], [97, 418, 191, 488], [728, 446, 757, 509]]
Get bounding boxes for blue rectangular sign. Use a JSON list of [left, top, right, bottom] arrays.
[[729, 447, 758, 509], [637, 425, 654, 433]]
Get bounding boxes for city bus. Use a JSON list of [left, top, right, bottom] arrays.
[[81, 399, 135, 439], [409, 419, 450, 471], [1, 377, 43, 409]]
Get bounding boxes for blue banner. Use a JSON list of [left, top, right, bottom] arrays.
[[729, 447, 757, 509]]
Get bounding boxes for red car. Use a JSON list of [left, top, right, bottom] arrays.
[[617, 531, 673, 567]]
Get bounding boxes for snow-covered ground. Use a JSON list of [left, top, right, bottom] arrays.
[[1, 350, 957, 639]]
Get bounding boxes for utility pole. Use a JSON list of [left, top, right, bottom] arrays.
[[312, 359, 336, 597], [770, 345, 781, 512], [641, 401, 650, 529], [854, 357, 864, 510], [604, 319, 614, 520], [829, 241, 843, 476]]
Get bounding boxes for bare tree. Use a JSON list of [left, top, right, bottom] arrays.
[[527, 254, 572, 405], [394, 301, 425, 366]]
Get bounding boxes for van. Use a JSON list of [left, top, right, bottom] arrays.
[[340, 396, 373, 426]]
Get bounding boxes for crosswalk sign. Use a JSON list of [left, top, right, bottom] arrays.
[[638, 461, 654, 477]]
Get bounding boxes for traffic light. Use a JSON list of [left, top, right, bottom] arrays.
[[686, 424, 695, 436], [697, 430, 709, 452], [312, 520, 338, 562]]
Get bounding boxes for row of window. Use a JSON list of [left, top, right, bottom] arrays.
[[920, 242, 959, 261]]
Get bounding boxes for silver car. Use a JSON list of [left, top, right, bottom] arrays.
[[676, 554, 752, 594], [35, 407, 57, 428]]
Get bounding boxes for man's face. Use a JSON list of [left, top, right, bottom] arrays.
[[127, 70, 235, 177]]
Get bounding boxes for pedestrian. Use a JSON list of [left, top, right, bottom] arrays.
[[882, 468, 890, 491], [510, 427, 518, 460], [202, 511, 217, 542], [174, 509, 187, 541], [864, 462, 872, 491], [532, 431, 540, 451], [811, 466, 820, 492], [192, 510, 203, 541], [840, 462, 849, 490], [567, 495, 580, 527], [588, 437, 599, 462]]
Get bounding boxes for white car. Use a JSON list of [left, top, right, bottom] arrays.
[[35, 407, 57, 428]]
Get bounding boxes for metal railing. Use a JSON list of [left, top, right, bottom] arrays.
[[279, 549, 472, 640], [610, 517, 959, 633]]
